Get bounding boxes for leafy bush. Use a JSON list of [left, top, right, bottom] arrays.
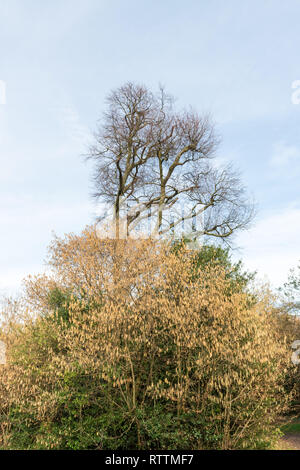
[[0, 227, 291, 449]]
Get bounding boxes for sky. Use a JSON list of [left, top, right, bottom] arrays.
[[1, 0, 300, 295]]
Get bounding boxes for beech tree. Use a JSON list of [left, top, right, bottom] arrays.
[[87, 82, 254, 241], [0, 228, 290, 449]]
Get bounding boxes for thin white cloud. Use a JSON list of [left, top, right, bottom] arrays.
[[270, 142, 300, 168], [0, 198, 94, 294], [57, 105, 91, 145], [236, 204, 300, 288]]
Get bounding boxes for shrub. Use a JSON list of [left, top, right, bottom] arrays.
[[0, 227, 291, 449]]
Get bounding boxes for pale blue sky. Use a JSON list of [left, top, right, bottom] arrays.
[[1, 0, 300, 293]]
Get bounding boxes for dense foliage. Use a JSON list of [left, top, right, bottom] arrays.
[[0, 227, 293, 449]]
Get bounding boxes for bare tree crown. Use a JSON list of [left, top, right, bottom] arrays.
[[87, 82, 254, 242]]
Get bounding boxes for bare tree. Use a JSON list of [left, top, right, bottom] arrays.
[[87, 82, 254, 242], [87, 83, 158, 238]]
